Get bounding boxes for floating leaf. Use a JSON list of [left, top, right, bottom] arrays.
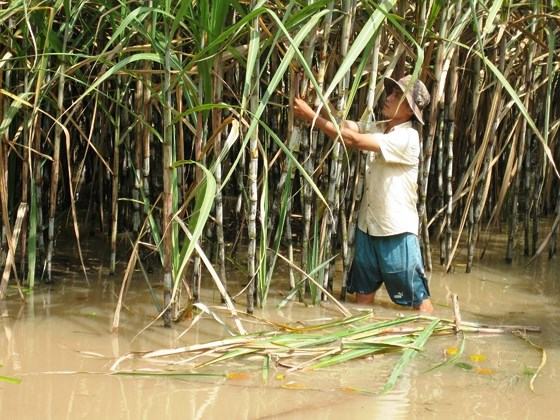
[[275, 373, 285, 381], [445, 346, 459, 356], [262, 355, 270, 382], [476, 367, 495, 375], [226, 372, 251, 381], [469, 354, 487, 363], [523, 367, 537, 377], [114, 371, 224, 379], [281, 382, 307, 390], [455, 362, 474, 370], [338, 386, 374, 395], [0, 375, 21, 384]]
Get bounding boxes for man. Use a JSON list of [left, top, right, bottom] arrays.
[[292, 75, 434, 313]]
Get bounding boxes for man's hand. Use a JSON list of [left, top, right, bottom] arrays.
[[293, 97, 315, 123]]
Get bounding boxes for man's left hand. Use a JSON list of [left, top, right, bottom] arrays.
[[293, 97, 315, 122]]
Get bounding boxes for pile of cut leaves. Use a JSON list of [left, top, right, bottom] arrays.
[[111, 309, 543, 393]]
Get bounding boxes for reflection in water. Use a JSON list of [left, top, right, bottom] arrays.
[[1, 255, 559, 419]]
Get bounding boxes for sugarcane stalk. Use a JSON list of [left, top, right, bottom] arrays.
[[0, 203, 27, 299], [444, 51, 458, 268], [246, 3, 261, 313], [436, 99, 445, 265], [418, 3, 450, 270], [302, 1, 333, 299], [132, 77, 143, 234], [468, 47, 504, 271], [96, 114, 106, 234], [544, 19, 555, 257], [0, 136, 8, 268], [321, 0, 356, 298], [142, 61, 151, 204], [110, 78, 122, 275], [162, 36, 174, 328], [192, 108, 204, 302], [466, 55, 482, 271], [506, 62, 530, 262], [212, 54, 227, 296]]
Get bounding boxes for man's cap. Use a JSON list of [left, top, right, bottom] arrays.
[[384, 75, 431, 125]]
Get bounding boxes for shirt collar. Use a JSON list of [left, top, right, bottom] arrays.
[[385, 120, 413, 133]]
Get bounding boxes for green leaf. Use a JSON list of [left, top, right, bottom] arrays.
[[172, 161, 217, 287], [482, 0, 503, 38], [455, 362, 474, 371], [323, 0, 397, 101], [69, 53, 164, 112], [0, 375, 22, 384], [382, 319, 440, 393]]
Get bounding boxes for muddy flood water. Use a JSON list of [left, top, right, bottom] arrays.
[[1, 245, 560, 419]]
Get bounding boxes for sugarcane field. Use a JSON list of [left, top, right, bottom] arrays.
[[1, 0, 560, 418]]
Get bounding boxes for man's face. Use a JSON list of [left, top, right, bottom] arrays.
[[382, 90, 412, 121]]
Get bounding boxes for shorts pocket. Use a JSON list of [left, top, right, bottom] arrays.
[[378, 236, 407, 274], [383, 271, 411, 305]]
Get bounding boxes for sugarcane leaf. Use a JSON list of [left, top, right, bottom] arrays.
[[262, 355, 270, 382], [310, 347, 380, 369], [482, 0, 504, 38], [239, 0, 265, 114], [114, 371, 224, 379], [277, 254, 337, 308], [474, 47, 556, 177], [469, 353, 487, 363], [221, 8, 330, 204], [281, 382, 308, 390], [425, 333, 466, 373], [0, 91, 31, 137], [171, 161, 216, 288], [323, 0, 397, 101], [382, 319, 440, 393], [226, 371, 251, 381], [475, 367, 495, 375], [100, 7, 151, 54], [196, 348, 259, 368], [455, 362, 474, 370], [259, 121, 329, 216], [0, 375, 21, 384], [68, 53, 163, 112]]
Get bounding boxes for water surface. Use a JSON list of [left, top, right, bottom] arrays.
[[1, 251, 559, 419]]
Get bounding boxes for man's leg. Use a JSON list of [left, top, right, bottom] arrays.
[[355, 292, 375, 305], [375, 233, 433, 312], [414, 297, 433, 313], [347, 229, 383, 304]]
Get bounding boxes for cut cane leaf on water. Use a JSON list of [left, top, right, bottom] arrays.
[[339, 386, 375, 396], [226, 371, 251, 381], [513, 331, 547, 392], [0, 375, 22, 384], [446, 347, 459, 356], [109, 312, 539, 392], [469, 353, 487, 363], [475, 367, 495, 375], [114, 371, 225, 379], [455, 362, 474, 371], [425, 334, 466, 373], [281, 382, 308, 390], [382, 319, 440, 393]]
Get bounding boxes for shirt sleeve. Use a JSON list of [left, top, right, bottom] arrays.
[[357, 121, 383, 134], [377, 128, 419, 165]]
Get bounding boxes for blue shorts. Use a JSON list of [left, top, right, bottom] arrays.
[[347, 229, 430, 307]]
